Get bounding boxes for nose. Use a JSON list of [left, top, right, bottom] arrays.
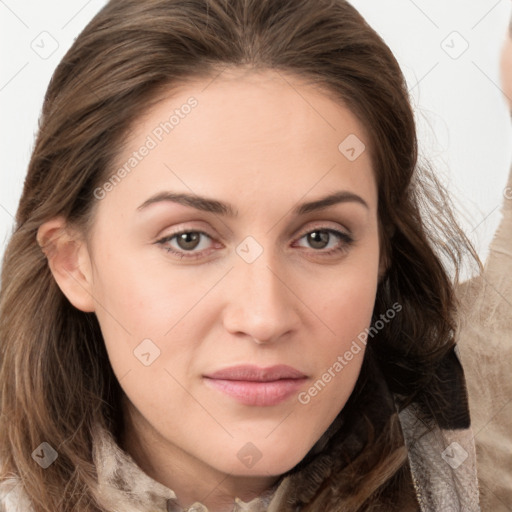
[[221, 248, 301, 344]]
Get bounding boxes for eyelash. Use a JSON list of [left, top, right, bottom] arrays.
[[155, 227, 355, 260]]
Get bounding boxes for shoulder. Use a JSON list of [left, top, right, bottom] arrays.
[[453, 177, 512, 511], [454, 168, 512, 330]]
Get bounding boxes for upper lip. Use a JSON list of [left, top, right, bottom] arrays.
[[204, 364, 307, 382]]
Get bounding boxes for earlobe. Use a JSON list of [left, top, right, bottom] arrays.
[[37, 217, 96, 313]]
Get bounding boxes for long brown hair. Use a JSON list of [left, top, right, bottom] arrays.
[[0, 0, 479, 510]]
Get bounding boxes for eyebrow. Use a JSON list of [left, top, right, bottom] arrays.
[[137, 190, 369, 216]]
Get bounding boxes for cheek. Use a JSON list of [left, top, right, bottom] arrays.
[[298, 245, 379, 377], [317, 243, 380, 335], [318, 277, 376, 369], [91, 237, 210, 326], [88, 245, 202, 370], [89, 243, 237, 390]]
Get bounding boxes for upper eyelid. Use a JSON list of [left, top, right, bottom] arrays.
[[296, 222, 351, 236]]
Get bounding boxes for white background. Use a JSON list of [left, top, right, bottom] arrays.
[[1, 0, 511, 268]]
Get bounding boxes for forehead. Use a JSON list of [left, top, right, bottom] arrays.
[[100, 68, 378, 220], [131, 69, 372, 166]]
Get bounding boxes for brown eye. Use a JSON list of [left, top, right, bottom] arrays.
[[156, 231, 215, 260], [175, 232, 201, 251], [307, 231, 330, 249], [295, 228, 354, 256]]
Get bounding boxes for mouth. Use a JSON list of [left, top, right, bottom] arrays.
[[203, 364, 308, 407]]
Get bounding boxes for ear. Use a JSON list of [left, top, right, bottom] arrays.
[[37, 217, 96, 312]]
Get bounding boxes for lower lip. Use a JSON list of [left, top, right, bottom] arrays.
[[203, 377, 307, 406]]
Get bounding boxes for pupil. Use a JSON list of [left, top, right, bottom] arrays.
[[178, 232, 200, 250], [309, 231, 328, 249]]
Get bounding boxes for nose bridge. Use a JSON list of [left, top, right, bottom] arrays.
[[243, 254, 281, 305], [239, 244, 286, 312], [224, 237, 298, 342]]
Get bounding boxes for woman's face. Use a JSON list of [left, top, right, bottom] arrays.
[[81, 69, 381, 482]]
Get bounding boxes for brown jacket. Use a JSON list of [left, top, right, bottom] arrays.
[[456, 167, 512, 511]]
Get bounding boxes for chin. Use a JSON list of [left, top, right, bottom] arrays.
[[210, 435, 315, 477]]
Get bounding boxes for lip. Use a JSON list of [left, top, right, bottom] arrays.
[[203, 365, 308, 406]]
